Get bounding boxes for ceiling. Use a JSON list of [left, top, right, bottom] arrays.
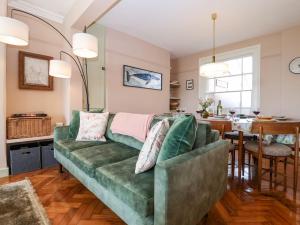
[[8, 0, 77, 23], [99, 0, 300, 58]]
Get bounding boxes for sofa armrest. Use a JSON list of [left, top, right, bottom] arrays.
[[54, 126, 69, 142], [154, 140, 229, 225]]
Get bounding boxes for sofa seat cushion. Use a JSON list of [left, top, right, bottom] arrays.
[[69, 143, 139, 178], [95, 156, 154, 217], [54, 139, 107, 158]]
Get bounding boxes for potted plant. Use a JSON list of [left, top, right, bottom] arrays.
[[199, 97, 214, 118]]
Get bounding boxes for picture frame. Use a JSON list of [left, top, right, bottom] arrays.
[[186, 79, 194, 90], [19, 51, 53, 91], [123, 65, 162, 90]]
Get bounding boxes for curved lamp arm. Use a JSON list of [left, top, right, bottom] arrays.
[[60, 51, 89, 110], [11, 9, 90, 111]]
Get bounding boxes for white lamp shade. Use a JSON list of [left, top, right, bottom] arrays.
[[199, 62, 229, 78], [49, 60, 71, 78], [72, 32, 98, 58], [0, 16, 29, 46]]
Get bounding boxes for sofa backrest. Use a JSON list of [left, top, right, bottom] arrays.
[[105, 114, 144, 150], [105, 113, 212, 150], [193, 121, 212, 149]]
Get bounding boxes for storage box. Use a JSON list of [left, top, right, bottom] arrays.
[[7, 116, 51, 139], [10, 143, 41, 175], [41, 142, 58, 168]]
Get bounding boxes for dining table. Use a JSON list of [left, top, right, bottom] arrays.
[[199, 116, 298, 180]]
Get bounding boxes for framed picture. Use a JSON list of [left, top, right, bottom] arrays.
[[123, 65, 162, 90], [186, 79, 194, 90], [19, 51, 53, 90]]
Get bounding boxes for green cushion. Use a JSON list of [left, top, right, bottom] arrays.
[[54, 139, 107, 158], [68, 109, 104, 139], [95, 156, 154, 217], [193, 121, 212, 148], [69, 143, 139, 178], [157, 115, 197, 162], [105, 114, 144, 150]]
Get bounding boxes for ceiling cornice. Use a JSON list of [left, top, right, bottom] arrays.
[[8, 0, 64, 23]]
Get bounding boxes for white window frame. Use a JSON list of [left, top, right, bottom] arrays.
[[198, 45, 261, 112]]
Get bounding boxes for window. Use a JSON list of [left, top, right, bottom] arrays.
[[199, 45, 260, 115]]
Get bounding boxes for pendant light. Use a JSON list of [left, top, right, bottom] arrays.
[[72, 32, 98, 58], [200, 13, 229, 78], [0, 16, 29, 46]]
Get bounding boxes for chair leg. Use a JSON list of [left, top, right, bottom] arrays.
[[294, 156, 298, 196], [242, 145, 245, 176], [269, 158, 273, 189], [248, 152, 251, 179], [284, 158, 287, 191], [258, 155, 262, 192], [231, 150, 235, 178]]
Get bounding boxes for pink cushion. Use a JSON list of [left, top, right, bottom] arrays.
[[110, 112, 154, 142]]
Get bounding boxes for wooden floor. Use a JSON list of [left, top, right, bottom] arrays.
[[1, 161, 300, 225]]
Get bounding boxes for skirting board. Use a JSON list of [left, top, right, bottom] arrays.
[[0, 167, 9, 178]]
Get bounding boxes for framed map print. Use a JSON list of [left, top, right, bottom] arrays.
[[18, 51, 53, 90]]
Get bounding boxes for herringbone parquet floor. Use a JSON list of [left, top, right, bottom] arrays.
[[1, 162, 300, 225]]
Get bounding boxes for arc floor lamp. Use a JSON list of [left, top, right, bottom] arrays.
[[0, 9, 98, 111]]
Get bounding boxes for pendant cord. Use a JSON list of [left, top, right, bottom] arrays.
[[211, 13, 217, 63]]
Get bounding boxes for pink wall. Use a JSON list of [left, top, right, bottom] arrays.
[[6, 13, 83, 127], [171, 26, 300, 119], [105, 28, 170, 114]]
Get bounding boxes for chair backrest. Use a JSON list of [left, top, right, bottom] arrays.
[[205, 119, 232, 139], [251, 121, 300, 154], [251, 121, 300, 135]]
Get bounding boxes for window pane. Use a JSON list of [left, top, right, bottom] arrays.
[[243, 56, 253, 73], [242, 91, 252, 108], [215, 92, 241, 108], [215, 76, 242, 92], [243, 74, 253, 90], [207, 79, 215, 92], [224, 58, 242, 75]]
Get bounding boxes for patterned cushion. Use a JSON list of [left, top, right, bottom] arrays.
[[135, 119, 169, 174], [76, 112, 109, 141], [245, 141, 292, 157]]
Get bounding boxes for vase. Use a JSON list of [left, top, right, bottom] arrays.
[[202, 110, 209, 119]]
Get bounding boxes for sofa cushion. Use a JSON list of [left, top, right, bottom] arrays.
[[95, 156, 154, 217], [193, 121, 212, 148], [54, 139, 107, 158], [105, 114, 144, 150], [69, 143, 139, 178], [69, 109, 104, 139], [157, 115, 197, 162]]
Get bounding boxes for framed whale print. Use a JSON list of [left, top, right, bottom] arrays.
[[123, 65, 162, 90]]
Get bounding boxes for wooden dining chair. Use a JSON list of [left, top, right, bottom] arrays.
[[206, 120, 236, 177], [244, 121, 300, 193]]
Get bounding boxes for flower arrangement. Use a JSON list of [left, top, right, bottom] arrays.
[[199, 97, 214, 118], [199, 97, 214, 110]]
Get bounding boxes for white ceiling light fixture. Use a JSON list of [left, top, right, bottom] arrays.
[[199, 13, 229, 78], [72, 32, 98, 58], [0, 16, 29, 46], [49, 59, 72, 79]]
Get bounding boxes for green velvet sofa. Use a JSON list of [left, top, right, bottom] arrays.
[[54, 115, 229, 225]]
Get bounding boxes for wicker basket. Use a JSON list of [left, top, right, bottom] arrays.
[[7, 117, 51, 139]]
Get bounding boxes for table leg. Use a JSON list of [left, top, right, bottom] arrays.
[[238, 131, 243, 180]]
